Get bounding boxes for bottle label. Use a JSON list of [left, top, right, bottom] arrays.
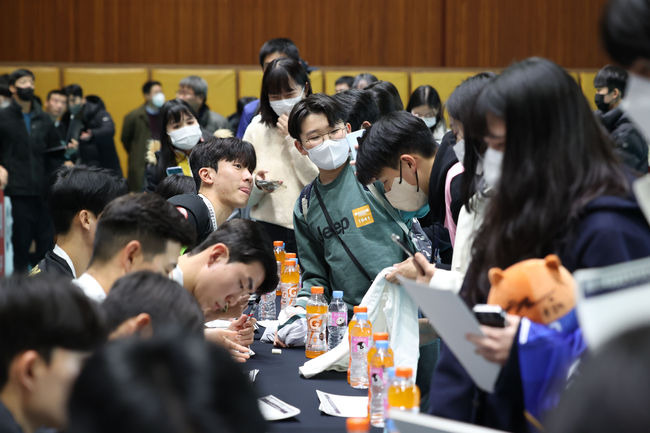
[[307, 313, 327, 349], [281, 283, 298, 308], [369, 367, 384, 388], [329, 311, 347, 328], [350, 336, 370, 353]]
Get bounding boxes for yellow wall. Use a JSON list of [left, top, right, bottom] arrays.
[[0, 66, 60, 105]]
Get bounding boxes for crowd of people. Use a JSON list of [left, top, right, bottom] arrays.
[[0, 0, 650, 432]]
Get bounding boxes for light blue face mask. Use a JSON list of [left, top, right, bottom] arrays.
[[399, 203, 430, 223]]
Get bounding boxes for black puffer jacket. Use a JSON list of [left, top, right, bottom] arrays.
[[597, 107, 649, 173], [0, 100, 64, 196]]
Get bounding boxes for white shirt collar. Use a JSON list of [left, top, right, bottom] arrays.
[[73, 273, 107, 303], [170, 265, 184, 286], [52, 244, 77, 278]]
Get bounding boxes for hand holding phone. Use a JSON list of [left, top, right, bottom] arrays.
[[473, 304, 507, 328]]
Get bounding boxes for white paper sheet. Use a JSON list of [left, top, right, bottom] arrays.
[[258, 394, 301, 421], [316, 390, 368, 418], [397, 276, 500, 392]]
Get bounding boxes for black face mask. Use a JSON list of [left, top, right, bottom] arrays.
[[16, 87, 34, 102], [594, 93, 611, 113]]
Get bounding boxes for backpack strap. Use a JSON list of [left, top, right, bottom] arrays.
[[298, 181, 315, 218]]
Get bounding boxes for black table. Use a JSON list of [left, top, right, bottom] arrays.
[[247, 336, 383, 432]]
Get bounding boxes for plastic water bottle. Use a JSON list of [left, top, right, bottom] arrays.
[[259, 290, 276, 320], [327, 290, 347, 350], [280, 260, 299, 311], [384, 367, 397, 433], [348, 306, 368, 384], [305, 286, 328, 358], [346, 417, 370, 433], [368, 340, 394, 427], [273, 241, 285, 296], [388, 366, 420, 414], [349, 312, 372, 389]]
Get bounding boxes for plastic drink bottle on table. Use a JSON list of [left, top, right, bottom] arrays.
[[327, 290, 348, 350], [384, 367, 397, 433], [273, 241, 285, 296], [305, 286, 328, 358], [388, 366, 420, 414], [368, 340, 394, 427], [350, 312, 372, 389], [348, 306, 368, 384], [280, 260, 299, 311]]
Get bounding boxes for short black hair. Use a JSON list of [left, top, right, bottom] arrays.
[[67, 331, 267, 433], [365, 80, 404, 115], [47, 88, 66, 101], [8, 69, 34, 86], [191, 219, 278, 295], [64, 84, 84, 98], [288, 93, 346, 140], [189, 137, 256, 191], [352, 73, 378, 89], [103, 271, 204, 336], [154, 174, 196, 199], [237, 96, 257, 116], [356, 111, 438, 185], [259, 57, 312, 128], [335, 75, 354, 88], [601, 0, 650, 67], [49, 165, 128, 235], [0, 74, 11, 97], [258, 37, 300, 67], [594, 64, 628, 97], [90, 193, 196, 264], [142, 80, 162, 95], [332, 89, 380, 131], [0, 275, 106, 388]]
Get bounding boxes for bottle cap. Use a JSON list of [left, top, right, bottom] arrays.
[[385, 366, 396, 379], [353, 306, 367, 313], [311, 286, 324, 294], [373, 332, 389, 341], [273, 241, 284, 247], [376, 340, 389, 350], [291, 258, 299, 265], [286, 252, 297, 259], [332, 290, 343, 298], [396, 366, 413, 378], [346, 417, 370, 430], [356, 312, 368, 320], [284, 260, 295, 267]]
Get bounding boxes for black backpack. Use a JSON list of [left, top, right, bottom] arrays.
[[168, 194, 212, 246]]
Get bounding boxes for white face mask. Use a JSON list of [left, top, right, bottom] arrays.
[[422, 117, 437, 128], [483, 147, 503, 189], [453, 139, 465, 165], [622, 74, 650, 140], [306, 137, 350, 170], [168, 123, 202, 151], [345, 128, 365, 161], [384, 163, 428, 211], [152, 92, 165, 108], [269, 88, 304, 117]]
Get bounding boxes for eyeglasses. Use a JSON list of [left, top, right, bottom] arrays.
[[304, 125, 347, 146]]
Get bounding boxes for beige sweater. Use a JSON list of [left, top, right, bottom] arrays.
[[243, 115, 318, 230]]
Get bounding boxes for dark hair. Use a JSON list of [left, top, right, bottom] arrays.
[[47, 88, 66, 101], [332, 89, 380, 131], [547, 324, 650, 433], [191, 219, 278, 295], [8, 68, 34, 86], [601, 0, 650, 67], [287, 93, 346, 140], [236, 96, 257, 116], [0, 74, 11, 97], [64, 84, 84, 98], [445, 72, 497, 209], [594, 64, 628, 97], [406, 85, 445, 131], [464, 57, 629, 306], [365, 80, 404, 115], [335, 75, 354, 89], [142, 80, 162, 95], [67, 331, 266, 433], [259, 57, 312, 128], [154, 174, 196, 199], [352, 73, 378, 89], [259, 37, 300, 67], [156, 99, 200, 182], [0, 275, 106, 388], [103, 271, 204, 336], [90, 193, 196, 264], [189, 137, 256, 191], [49, 165, 128, 235], [356, 111, 438, 185]]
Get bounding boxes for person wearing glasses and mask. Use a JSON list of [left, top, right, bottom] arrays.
[[243, 58, 318, 252]]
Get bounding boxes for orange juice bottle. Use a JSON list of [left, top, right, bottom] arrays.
[[280, 260, 299, 311], [367, 332, 391, 370], [350, 312, 372, 389], [273, 241, 285, 296], [305, 286, 328, 358], [388, 367, 420, 414], [348, 306, 368, 384], [368, 340, 394, 427]]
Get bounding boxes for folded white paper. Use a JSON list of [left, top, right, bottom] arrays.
[[316, 390, 368, 418], [397, 276, 500, 392]]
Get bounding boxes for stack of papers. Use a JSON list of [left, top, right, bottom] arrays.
[[316, 390, 368, 418]]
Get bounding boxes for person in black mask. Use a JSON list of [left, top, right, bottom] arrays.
[[594, 65, 648, 173], [0, 69, 65, 273]]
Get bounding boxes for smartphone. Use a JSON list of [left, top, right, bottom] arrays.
[[390, 233, 425, 274], [255, 179, 282, 192], [166, 166, 184, 176], [473, 304, 507, 328]]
